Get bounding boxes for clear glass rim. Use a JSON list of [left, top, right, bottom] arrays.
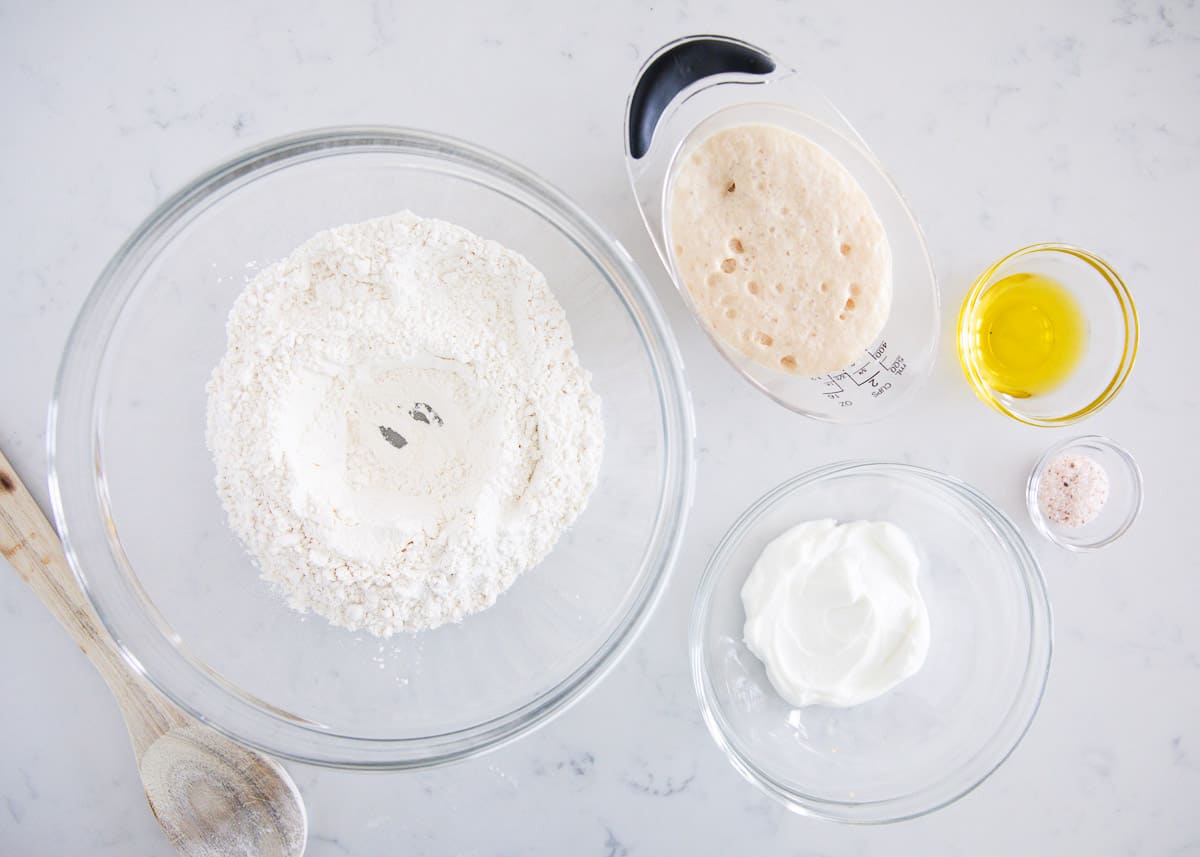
[[1026, 434, 1143, 552], [48, 126, 696, 769], [957, 242, 1139, 427], [688, 461, 1053, 823]]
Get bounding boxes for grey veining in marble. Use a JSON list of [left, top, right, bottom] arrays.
[[2, 0, 1199, 854]]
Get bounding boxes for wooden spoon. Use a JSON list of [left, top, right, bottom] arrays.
[[0, 449, 307, 857]]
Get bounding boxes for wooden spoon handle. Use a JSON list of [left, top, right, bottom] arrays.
[[0, 448, 186, 751], [0, 450, 111, 649]]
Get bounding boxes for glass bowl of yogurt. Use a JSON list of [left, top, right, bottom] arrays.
[[690, 461, 1052, 823]]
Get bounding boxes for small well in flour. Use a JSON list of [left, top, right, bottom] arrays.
[[206, 212, 603, 637], [669, 123, 892, 376]]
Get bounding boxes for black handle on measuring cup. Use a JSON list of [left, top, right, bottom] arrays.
[[628, 35, 776, 159]]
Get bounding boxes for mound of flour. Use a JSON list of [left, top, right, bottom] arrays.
[[206, 212, 603, 636]]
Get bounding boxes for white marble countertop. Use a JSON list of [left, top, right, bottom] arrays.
[[3, 0, 1198, 853]]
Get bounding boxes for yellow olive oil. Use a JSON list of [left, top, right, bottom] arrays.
[[966, 273, 1087, 398]]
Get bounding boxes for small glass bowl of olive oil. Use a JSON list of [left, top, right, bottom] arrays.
[[957, 244, 1138, 426]]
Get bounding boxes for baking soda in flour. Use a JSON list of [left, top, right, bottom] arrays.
[[206, 212, 603, 636]]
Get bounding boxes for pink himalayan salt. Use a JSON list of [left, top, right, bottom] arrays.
[[1038, 453, 1109, 528]]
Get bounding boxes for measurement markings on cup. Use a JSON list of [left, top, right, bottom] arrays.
[[820, 343, 902, 404]]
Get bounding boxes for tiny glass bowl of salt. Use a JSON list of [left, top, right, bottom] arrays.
[[1027, 435, 1143, 551]]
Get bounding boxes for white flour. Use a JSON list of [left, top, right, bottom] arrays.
[[206, 212, 603, 636]]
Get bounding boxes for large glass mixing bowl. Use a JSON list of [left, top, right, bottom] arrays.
[[49, 128, 694, 768]]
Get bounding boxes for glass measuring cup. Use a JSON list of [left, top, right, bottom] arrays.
[[624, 35, 940, 423]]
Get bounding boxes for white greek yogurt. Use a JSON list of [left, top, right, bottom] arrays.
[[741, 519, 930, 708]]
